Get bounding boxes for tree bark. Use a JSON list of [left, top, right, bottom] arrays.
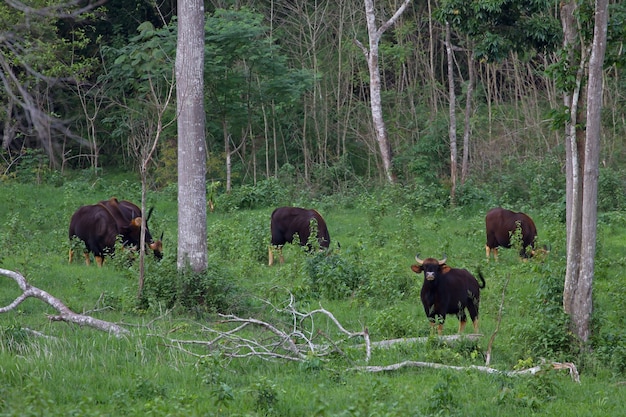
[[356, 0, 411, 184], [562, 0, 609, 343], [176, 0, 207, 272], [572, 0, 608, 342], [562, 1, 585, 316], [445, 22, 457, 204], [461, 47, 474, 184]]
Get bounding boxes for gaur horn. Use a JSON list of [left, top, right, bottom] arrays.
[[439, 254, 447, 265], [415, 254, 424, 265], [147, 207, 154, 223]]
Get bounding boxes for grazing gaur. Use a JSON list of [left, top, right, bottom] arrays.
[[411, 255, 485, 335], [485, 207, 544, 260], [69, 198, 162, 266], [98, 198, 163, 260], [268, 206, 330, 266]]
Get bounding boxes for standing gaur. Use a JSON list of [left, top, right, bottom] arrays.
[[69, 197, 162, 266], [268, 206, 330, 266], [485, 207, 547, 260], [411, 255, 485, 335]]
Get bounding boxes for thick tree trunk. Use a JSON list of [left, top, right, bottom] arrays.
[[572, 0, 608, 342], [562, 0, 608, 343], [176, 0, 207, 272]]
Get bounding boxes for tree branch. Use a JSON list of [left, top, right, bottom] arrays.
[[349, 360, 580, 383], [0, 268, 129, 336]]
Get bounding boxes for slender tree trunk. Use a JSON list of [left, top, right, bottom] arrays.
[[223, 119, 232, 192], [357, 0, 411, 184], [461, 48, 474, 184], [562, 1, 586, 316], [445, 22, 457, 204], [176, 0, 207, 272]]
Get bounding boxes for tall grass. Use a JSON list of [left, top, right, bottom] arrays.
[[1, 173, 625, 415]]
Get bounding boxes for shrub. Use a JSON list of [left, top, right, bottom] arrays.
[[304, 249, 369, 300], [598, 168, 626, 212], [513, 262, 574, 359], [370, 305, 418, 339], [141, 257, 244, 316]]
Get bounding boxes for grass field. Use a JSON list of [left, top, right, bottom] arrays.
[[1, 175, 626, 416]]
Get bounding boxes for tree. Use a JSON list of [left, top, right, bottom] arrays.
[[0, 0, 104, 167], [101, 21, 177, 292], [562, 0, 609, 343], [436, 0, 561, 201], [355, 0, 411, 184], [176, 0, 207, 272], [203, 8, 311, 191]]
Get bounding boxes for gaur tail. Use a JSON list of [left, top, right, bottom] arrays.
[[476, 268, 486, 289]]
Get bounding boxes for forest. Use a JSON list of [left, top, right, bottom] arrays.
[[1, 0, 626, 415], [2, 0, 624, 197]]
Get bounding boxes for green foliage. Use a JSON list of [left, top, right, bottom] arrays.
[[436, 0, 561, 62], [466, 155, 565, 209], [141, 257, 243, 316], [597, 168, 626, 212], [0, 148, 63, 186], [371, 305, 419, 339], [4, 176, 626, 416], [426, 372, 461, 416], [513, 262, 574, 360], [253, 377, 282, 413], [402, 117, 450, 186], [214, 178, 288, 211], [495, 371, 561, 411], [303, 250, 369, 301]]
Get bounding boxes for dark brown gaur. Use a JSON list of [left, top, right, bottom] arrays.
[[411, 255, 485, 335], [98, 199, 163, 260], [268, 206, 330, 266], [485, 207, 547, 260], [69, 197, 163, 266]]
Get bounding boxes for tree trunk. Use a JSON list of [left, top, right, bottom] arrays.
[[357, 0, 411, 184], [562, 1, 585, 316], [176, 0, 207, 272], [562, 0, 609, 343], [445, 22, 457, 204], [461, 47, 474, 184], [571, 0, 608, 343]]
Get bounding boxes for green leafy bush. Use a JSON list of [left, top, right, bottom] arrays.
[[370, 305, 418, 339], [141, 257, 243, 316], [304, 250, 368, 300], [513, 263, 574, 359]]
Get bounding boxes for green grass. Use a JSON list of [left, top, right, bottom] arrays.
[[1, 174, 626, 416]]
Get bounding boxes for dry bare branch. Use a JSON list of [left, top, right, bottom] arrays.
[[152, 295, 370, 363], [4, 0, 106, 19], [349, 360, 581, 383], [486, 274, 510, 366], [365, 333, 482, 349], [0, 268, 129, 336]]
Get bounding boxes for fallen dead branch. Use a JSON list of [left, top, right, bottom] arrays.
[[367, 333, 482, 349], [150, 291, 580, 384], [157, 292, 370, 362], [0, 268, 129, 336], [349, 359, 581, 383]]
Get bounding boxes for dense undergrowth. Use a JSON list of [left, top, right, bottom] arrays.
[[1, 169, 626, 416]]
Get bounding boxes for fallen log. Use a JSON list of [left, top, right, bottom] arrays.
[[0, 268, 129, 336], [349, 360, 580, 383]]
